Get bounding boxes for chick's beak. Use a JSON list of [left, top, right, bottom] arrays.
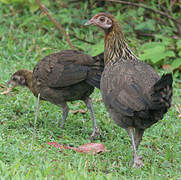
[[84, 19, 93, 26], [6, 80, 14, 87], [7, 80, 11, 86]]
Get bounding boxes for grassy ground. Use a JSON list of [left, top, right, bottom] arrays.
[[0, 3, 181, 179]]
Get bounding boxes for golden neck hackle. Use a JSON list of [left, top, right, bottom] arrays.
[[104, 22, 137, 65]]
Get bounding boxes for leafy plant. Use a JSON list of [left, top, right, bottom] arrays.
[[140, 35, 181, 71], [139, 42, 175, 63], [0, 0, 50, 13], [135, 19, 156, 32]]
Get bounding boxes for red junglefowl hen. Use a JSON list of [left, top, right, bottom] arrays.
[[8, 50, 104, 139], [85, 13, 173, 167]]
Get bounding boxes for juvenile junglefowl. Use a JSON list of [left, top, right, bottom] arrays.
[[85, 13, 173, 167], [8, 50, 104, 139]]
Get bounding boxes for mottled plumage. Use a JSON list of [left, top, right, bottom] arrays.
[[85, 13, 173, 167], [8, 50, 104, 139]]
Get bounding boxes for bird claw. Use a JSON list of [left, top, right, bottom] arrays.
[[59, 121, 65, 129], [60, 124, 65, 129], [133, 156, 144, 168], [90, 127, 101, 140]]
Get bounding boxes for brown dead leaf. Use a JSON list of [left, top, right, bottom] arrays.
[[162, 64, 172, 71], [74, 143, 106, 154], [1, 87, 14, 95], [70, 109, 87, 114], [47, 142, 106, 155], [0, 83, 7, 88]]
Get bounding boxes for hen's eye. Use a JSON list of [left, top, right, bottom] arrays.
[[100, 17, 105, 22], [107, 20, 112, 25]]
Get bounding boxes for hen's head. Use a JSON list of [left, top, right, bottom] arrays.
[[85, 13, 118, 30], [8, 70, 30, 87]]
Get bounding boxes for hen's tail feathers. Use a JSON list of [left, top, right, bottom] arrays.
[[150, 73, 173, 113], [86, 53, 104, 89]]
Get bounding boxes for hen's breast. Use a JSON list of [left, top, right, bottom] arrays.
[[100, 60, 160, 128]]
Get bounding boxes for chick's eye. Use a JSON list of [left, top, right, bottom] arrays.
[[100, 17, 105, 22], [12, 77, 16, 81]]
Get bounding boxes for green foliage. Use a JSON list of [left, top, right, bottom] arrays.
[[177, 40, 181, 56], [0, 0, 50, 13], [140, 41, 175, 63], [135, 19, 156, 32], [140, 35, 181, 71], [172, 58, 181, 70]]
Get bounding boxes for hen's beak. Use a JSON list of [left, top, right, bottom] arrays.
[[84, 19, 93, 26]]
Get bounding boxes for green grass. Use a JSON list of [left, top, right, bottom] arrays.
[[0, 3, 181, 179]]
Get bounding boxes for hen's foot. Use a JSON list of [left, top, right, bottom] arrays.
[[133, 156, 144, 168], [59, 121, 65, 129], [90, 127, 101, 140]]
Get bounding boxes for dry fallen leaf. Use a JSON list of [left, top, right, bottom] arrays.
[[162, 64, 172, 71], [47, 142, 106, 155], [74, 143, 106, 154], [0, 83, 7, 88], [0, 83, 15, 95], [1, 87, 14, 95], [70, 109, 87, 114]]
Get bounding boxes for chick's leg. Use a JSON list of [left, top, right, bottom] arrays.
[[59, 102, 69, 128], [126, 127, 144, 168], [84, 97, 100, 139]]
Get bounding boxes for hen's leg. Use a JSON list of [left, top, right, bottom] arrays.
[[135, 129, 144, 150], [126, 127, 144, 168], [84, 97, 100, 139], [59, 102, 69, 128]]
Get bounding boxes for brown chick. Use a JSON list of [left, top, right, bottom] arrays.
[[85, 13, 173, 167], [8, 50, 104, 139]]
